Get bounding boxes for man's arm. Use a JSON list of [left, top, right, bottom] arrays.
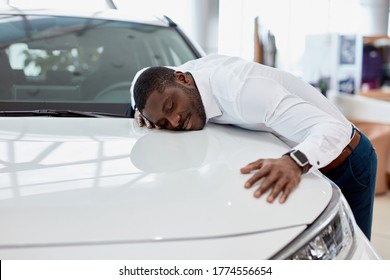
[[237, 78, 350, 203]]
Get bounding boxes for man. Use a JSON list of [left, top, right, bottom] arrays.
[[129, 54, 377, 240]]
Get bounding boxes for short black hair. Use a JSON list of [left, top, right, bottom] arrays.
[[133, 66, 176, 112]]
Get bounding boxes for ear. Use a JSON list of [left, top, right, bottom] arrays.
[[173, 71, 191, 86]]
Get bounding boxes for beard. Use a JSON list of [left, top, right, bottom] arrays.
[[180, 85, 207, 129]]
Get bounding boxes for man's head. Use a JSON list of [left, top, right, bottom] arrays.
[[133, 66, 206, 130]]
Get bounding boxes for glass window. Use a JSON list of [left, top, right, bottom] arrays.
[[0, 15, 198, 112]]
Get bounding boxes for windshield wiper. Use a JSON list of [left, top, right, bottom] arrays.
[[0, 109, 128, 118]]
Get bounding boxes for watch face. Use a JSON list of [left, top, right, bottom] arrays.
[[292, 150, 309, 165]]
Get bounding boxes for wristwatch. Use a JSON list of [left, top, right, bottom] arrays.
[[284, 150, 311, 174]]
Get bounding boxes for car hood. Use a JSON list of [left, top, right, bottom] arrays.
[[0, 117, 332, 258]]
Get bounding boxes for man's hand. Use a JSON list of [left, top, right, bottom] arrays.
[[134, 109, 158, 129], [240, 156, 302, 203]]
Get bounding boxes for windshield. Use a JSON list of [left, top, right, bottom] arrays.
[[0, 14, 199, 114]]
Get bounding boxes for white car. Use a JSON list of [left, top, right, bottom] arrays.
[[0, 7, 381, 260]]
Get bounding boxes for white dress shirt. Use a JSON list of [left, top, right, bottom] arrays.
[[177, 54, 353, 170], [133, 54, 352, 170]]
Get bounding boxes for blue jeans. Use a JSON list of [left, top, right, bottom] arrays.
[[322, 129, 377, 240]]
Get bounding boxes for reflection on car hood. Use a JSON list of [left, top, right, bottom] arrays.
[[0, 117, 332, 258]]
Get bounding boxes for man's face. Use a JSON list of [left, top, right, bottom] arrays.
[[141, 72, 206, 131]]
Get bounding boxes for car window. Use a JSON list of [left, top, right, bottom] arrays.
[[0, 15, 198, 114]]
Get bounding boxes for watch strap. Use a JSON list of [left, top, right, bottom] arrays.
[[283, 150, 311, 174]]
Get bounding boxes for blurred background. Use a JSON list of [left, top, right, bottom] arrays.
[[2, 1, 388, 64]]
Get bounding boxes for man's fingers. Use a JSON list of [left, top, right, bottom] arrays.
[[144, 119, 153, 129], [241, 157, 302, 204], [136, 118, 145, 127], [254, 183, 270, 198], [240, 160, 262, 174], [255, 174, 287, 202], [279, 188, 291, 204], [135, 110, 154, 129], [266, 181, 286, 203], [134, 110, 144, 127], [268, 179, 296, 203], [243, 165, 269, 188]]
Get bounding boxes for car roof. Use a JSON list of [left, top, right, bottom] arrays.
[[0, 6, 172, 27]]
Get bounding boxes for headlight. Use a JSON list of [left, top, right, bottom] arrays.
[[272, 185, 357, 260], [290, 199, 354, 259]]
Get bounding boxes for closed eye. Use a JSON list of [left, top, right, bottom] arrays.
[[165, 99, 174, 113]]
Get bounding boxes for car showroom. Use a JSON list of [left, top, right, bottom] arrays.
[[0, 0, 389, 277]]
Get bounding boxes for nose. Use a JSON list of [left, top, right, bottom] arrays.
[[167, 113, 181, 130]]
